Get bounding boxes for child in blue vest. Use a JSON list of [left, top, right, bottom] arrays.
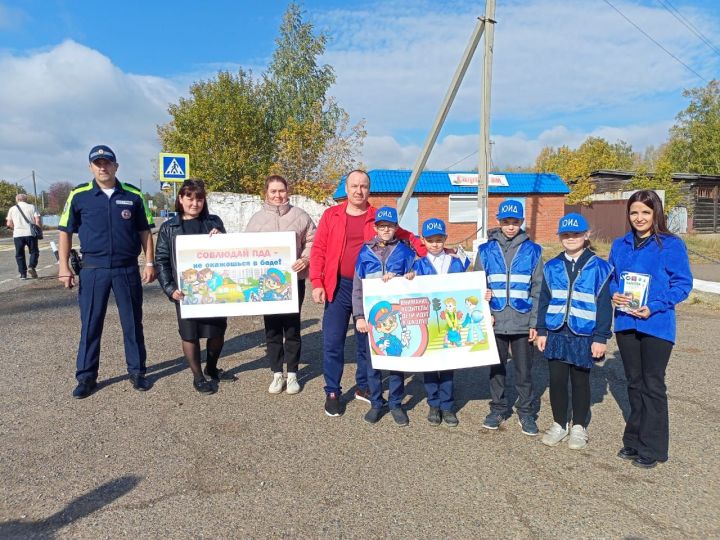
[[412, 218, 470, 427], [352, 206, 417, 426], [474, 199, 543, 435], [535, 213, 613, 449]]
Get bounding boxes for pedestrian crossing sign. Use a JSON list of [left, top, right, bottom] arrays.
[[159, 152, 190, 182]]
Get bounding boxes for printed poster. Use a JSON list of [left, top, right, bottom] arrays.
[[175, 231, 298, 318], [362, 271, 500, 372]]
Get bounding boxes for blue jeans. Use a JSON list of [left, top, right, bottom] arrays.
[[424, 370, 455, 411], [322, 277, 369, 395]]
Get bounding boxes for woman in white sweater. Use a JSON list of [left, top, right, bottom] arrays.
[[245, 175, 316, 394]]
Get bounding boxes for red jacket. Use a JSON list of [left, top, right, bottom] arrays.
[[309, 202, 426, 302]]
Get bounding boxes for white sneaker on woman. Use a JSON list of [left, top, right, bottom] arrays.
[[286, 373, 300, 394], [268, 372, 285, 394], [568, 425, 589, 450], [541, 422, 569, 447]]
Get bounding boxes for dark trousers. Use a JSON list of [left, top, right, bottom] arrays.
[[489, 334, 534, 416], [75, 266, 147, 383], [424, 370, 455, 411], [322, 277, 369, 395], [616, 330, 673, 461], [366, 354, 404, 410], [14, 236, 39, 276], [548, 360, 590, 426], [263, 280, 305, 373]]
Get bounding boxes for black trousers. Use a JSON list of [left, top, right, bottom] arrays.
[[547, 360, 590, 427], [263, 280, 305, 373], [489, 334, 534, 416], [616, 330, 674, 461], [14, 236, 39, 276]]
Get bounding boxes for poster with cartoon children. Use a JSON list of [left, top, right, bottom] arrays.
[[175, 231, 298, 318], [362, 272, 500, 371]]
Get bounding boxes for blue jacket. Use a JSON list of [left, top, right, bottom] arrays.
[[412, 251, 469, 275], [609, 233, 692, 343]]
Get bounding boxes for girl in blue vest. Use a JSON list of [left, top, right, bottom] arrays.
[[536, 213, 613, 449], [412, 218, 470, 427], [352, 207, 417, 426], [474, 199, 543, 435], [609, 190, 692, 468]]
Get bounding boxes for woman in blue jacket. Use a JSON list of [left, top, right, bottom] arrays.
[[609, 190, 692, 469]]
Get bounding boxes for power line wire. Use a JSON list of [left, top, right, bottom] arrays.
[[601, 0, 708, 83], [444, 149, 478, 170], [655, 0, 720, 58]]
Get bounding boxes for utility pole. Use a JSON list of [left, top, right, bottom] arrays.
[[396, 17, 486, 218], [477, 0, 496, 246], [32, 170, 38, 203]]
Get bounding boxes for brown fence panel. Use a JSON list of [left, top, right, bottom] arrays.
[[565, 201, 629, 241]]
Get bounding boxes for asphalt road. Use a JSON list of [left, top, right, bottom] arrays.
[[0, 274, 718, 538]]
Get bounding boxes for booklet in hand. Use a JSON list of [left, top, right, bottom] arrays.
[[618, 271, 651, 312]]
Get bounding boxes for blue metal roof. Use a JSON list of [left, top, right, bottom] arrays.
[[333, 169, 569, 198]]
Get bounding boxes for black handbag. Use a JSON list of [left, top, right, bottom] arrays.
[[14, 204, 43, 239]]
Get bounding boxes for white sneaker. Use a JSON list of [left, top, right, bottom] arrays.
[[268, 372, 285, 394], [568, 425, 589, 450], [286, 373, 300, 394], [541, 422, 569, 447]]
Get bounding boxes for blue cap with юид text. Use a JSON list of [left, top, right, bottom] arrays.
[[557, 213, 589, 234], [422, 218, 447, 237], [375, 206, 398, 224], [497, 199, 524, 220]]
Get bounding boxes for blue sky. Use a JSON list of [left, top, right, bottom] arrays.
[[1, 0, 719, 193]]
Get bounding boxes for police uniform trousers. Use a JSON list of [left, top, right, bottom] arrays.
[[75, 265, 147, 383]]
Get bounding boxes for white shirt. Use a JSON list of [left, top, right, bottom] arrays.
[[7, 202, 40, 238], [427, 252, 451, 275]]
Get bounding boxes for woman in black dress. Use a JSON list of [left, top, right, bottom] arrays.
[[156, 179, 234, 394]]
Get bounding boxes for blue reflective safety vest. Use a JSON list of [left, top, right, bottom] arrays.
[[543, 255, 613, 336], [412, 253, 469, 276], [478, 240, 541, 313], [355, 240, 416, 279]]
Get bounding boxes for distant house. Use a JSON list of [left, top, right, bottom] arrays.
[[582, 170, 720, 235], [333, 169, 570, 245]]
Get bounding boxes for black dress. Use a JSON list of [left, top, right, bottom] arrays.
[[174, 218, 228, 341]]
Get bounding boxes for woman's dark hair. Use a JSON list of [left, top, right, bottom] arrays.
[[265, 175, 288, 191], [626, 189, 674, 244], [175, 179, 209, 219]]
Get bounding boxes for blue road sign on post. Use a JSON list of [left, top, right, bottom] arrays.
[[159, 152, 190, 182]]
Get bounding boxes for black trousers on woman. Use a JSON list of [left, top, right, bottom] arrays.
[[263, 280, 305, 373], [616, 330, 674, 461]]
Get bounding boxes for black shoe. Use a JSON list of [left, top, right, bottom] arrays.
[[632, 456, 658, 469], [28, 268, 38, 279], [72, 380, 96, 399], [617, 446, 638, 460], [354, 388, 371, 403], [364, 407, 383, 424], [324, 392, 343, 417], [390, 407, 409, 427], [442, 410, 459, 427], [204, 367, 237, 382], [427, 406, 441, 426], [129, 374, 151, 391], [193, 377, 216, 395]]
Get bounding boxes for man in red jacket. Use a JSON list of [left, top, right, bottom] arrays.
[[310, 170, 425, 417]]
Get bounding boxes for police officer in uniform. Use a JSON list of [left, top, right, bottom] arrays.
[[58, 145, 156, 398]]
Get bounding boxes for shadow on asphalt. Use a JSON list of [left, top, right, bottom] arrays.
[[0, 475, 141, 539]]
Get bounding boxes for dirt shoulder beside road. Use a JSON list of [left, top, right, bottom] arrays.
[[1, 279, 718, 538]]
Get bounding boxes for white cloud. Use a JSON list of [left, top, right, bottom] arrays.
[[0, 40, 179, 192]]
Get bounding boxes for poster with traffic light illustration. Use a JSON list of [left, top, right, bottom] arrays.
[[175, 231, 298, 318], [362, 272, 500, 371]]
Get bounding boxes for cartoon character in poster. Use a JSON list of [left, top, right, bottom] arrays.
[[463, 295, 485, 345], [180, 268, 200, 304], [368, 301, 411, 356], [259, 268, 291, 301], [440, 297, 464, 348]]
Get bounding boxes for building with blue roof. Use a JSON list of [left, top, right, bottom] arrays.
[[333, 169, 569, 244]]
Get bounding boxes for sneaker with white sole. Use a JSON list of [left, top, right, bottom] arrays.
[[541, 422, 569, 447], [286, 373, 300, 394], [568, 424, 588, 450], [268, 372, 285, 394]]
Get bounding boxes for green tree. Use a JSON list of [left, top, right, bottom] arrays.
[[666, 79, 720, 174], [158, 70, 273, 193], [0, 180, 25, 210], [625, 155, 684, 212]]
